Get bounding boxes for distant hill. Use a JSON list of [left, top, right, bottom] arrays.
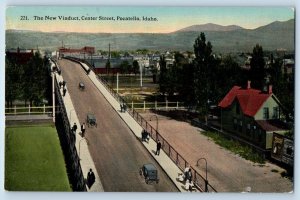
[[5, 19, 294, 53], [175, 23, 244, 32]]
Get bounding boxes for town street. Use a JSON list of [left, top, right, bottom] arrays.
[[58, 59, 178, 192]]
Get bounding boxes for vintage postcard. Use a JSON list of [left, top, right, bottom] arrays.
[[4, 6, 294, 193]]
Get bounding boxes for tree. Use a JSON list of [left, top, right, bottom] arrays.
[[158, 55, 168, 96], [22, 51, 49, 106], [119, 60, 130, 74], [110, 51, 120, 58], [5, 58, 23, 108], [105, 59, 111, 76], [269, 57, 294, 121], [216, 55, 247, 100], [132, 60, 140, 76], [193, 32, 216, 115], [5, 51, 50, 107], [249, 44, 266, 89]]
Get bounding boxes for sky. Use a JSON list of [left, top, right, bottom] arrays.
[[6, 6, 294, 33]]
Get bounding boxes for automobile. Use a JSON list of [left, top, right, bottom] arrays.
[[79, 82, 85, 90], [86, 113, 97, 127], [139, 163, 159, 184]]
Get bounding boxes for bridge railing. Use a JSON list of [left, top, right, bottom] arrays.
[[130, 109, 217, 192], [55, 76, 87, 191]]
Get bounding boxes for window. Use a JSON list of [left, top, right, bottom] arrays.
[[263, 107, 269, 119], [273, 107, 279, 119]]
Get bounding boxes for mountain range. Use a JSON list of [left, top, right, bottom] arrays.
[[5, 19, 294, 53], [175, 23, 244, 32]]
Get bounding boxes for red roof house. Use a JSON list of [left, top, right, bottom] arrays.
[[218, 81, 289, 149]]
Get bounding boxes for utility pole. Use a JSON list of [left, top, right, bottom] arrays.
[[140, 64, 143, 88], [52, 72, 55, 123], [117, 73, 119, 93], [109, 43, 111, 59]]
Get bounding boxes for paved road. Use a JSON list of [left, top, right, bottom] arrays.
[[140, 112, 293, 192], [58, 59, 178, 192]]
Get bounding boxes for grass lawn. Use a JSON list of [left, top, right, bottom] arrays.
[[101, 74, 156, 88], [5, 124, 71, 191], [201, 131, 265, 164]]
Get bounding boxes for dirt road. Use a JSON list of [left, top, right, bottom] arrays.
[[140, 112, 293, 192]]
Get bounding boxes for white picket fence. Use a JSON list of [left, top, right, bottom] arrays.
[[5, 105, 54, 115], [128, 101, 185, 111]]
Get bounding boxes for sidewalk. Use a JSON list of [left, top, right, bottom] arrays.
[[53, 67, 104, 192], [81, 62, 195, 192]]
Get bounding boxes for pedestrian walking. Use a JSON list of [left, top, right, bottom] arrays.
[[187, 168, 193, 182], [72, 122, 77, 133], [120, 103, 123, 112], [184, 165, 190, 182], [141, 130, 147, 142], [86, 168, 95, 189], [185, 179, 194, 192], [155, 139, 162, 155], [81, 122, 86, 137], [63, 88, 67, 96]]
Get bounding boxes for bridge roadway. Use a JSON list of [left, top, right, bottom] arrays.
[[58, 59, 178, 192]]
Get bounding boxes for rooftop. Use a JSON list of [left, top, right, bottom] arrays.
[[218, 83, 272, 117]]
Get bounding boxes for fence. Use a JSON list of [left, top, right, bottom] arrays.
[[5, 105, 54, 115], [93, 68, 217, 192], [128, 101, 185, 111]]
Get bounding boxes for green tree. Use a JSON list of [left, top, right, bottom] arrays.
[[119, 60, 130, 74], [250, 44, 266, 89], [193, 32, 216, 115], [132, 60, 140, 76], [110, 51, 120, 58], [136, 49, 149, 54], [105, 60, 111, 76], [158, 55, 167, 96], [22, 51, 49, 106], [5, 59, 23, 108], [269, 57, 294, 121], [216, 55, 247, 100], [172, 52, 195, 104]]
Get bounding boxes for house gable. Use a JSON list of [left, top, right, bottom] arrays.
[[254, 95, 281, 120]]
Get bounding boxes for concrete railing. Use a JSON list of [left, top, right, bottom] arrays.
[[55, 76, 87, 191]]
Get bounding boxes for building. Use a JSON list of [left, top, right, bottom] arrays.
[[58, 46, 95, 58], [218, 81, 289, 150], [6, 48, 34, 65], [282, 58, 295, 74], [86, 57, 133, 74]]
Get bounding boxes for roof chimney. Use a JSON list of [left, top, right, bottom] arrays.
[[268, 85, 273, 94], [247, 80, 251, 89]]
